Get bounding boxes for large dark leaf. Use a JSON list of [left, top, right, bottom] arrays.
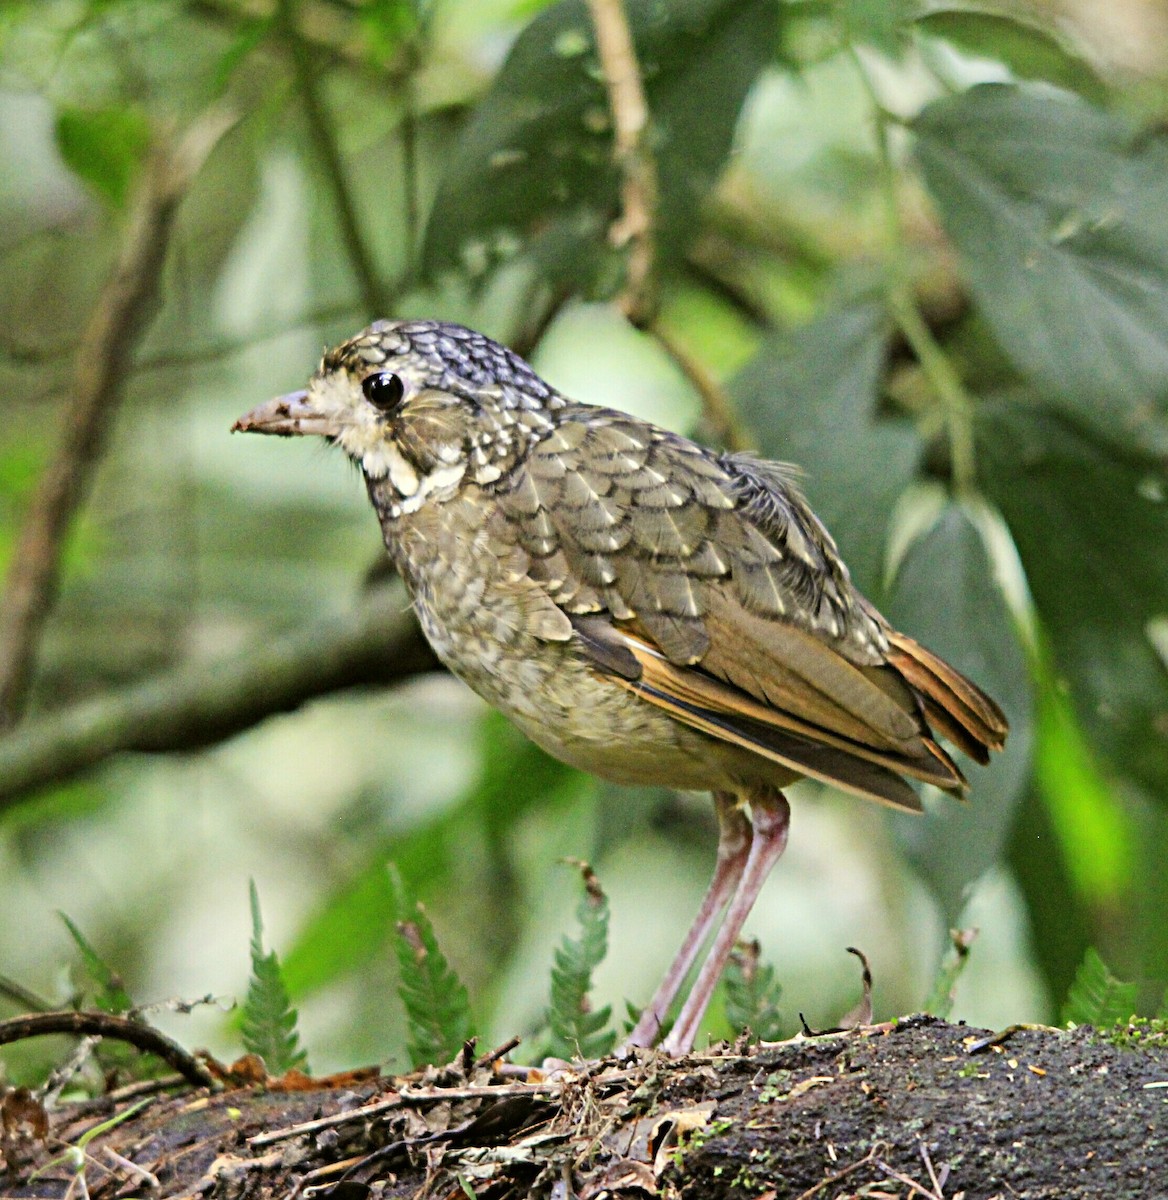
[[914, 83, 1168, 457], [730, 301, 920, 597], [886, 504, 1034, 922], [915, 9, 1107, 103], [978, 399, 1168, 797], [421, 0, 778, 289]]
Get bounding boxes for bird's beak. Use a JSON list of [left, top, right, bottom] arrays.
[[232, 390, 340, 437]]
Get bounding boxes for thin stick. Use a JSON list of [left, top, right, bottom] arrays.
[[249, 1077, 578, 1148], [791, 1144, 884, 1200], [648, 320, 750, 451], [473, 1035, 522, 1069], [585, 0, 659, 326], [875, 1157, 944, 1200], [0, 108, 235, 729], [0, 1010, 216, 1090], [277, 0, 389, 317]]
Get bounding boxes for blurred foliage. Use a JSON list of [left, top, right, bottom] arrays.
[[0, 0, 1167, 1073], [58, 913, 133, 1016]]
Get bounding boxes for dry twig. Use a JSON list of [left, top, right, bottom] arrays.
[[0, 108, 236, 730], [276, 0, 389, 317], [0, 1010, 215, 1091], [648, 320, 750, 451], [585, 0, 659, 325]]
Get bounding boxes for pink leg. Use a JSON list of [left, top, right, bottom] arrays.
[[621, 793, 751, 1050], [661, 788, 791, 1056]]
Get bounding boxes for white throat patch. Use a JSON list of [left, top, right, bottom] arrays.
[[308, 371, 467, 515]]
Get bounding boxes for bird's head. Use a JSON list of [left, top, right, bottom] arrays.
[[233, 319, 564, 515]]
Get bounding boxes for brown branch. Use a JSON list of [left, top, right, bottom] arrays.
[[0, 109, 236, 730], [276, 0, 390, 317], [0, 1010, 216, 1091], [585, 0, 659, 326], [0, 584, 437, 813]]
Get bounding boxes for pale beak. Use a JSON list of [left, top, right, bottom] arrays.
[[232, 390, 340, 437]]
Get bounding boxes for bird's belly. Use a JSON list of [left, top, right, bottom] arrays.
[[387, 508, 792, 794], [431, 609, 723, 788], [402, 573, 727, 790]]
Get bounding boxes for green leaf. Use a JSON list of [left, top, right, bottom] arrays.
[[837, 0, 915, 58], [1030, 633, 1133, 906], [359, 0, 420, 61], [389, 866, 474, 1069], [241, 882, 309, 1075], [913, 83, 1168, 457], [885, 504, 1033, 922], [53, 105, 150, 210], [422, 0, 778, 289], [212, 16, 274, 94], [977, 399, 1168, 798], [1061, 947, 1137, 1026], [722, 939, 784, 1040], [58, 912, 133, 1015], [545, 861, 615, 1060], [731, 300, 921, 597], [915, 9, 1107, 103]]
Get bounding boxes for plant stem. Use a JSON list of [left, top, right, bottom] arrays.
[[852, 48, 977, 496]]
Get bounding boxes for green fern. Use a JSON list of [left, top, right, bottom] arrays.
[[1062, 947, 1138, 1027], [59, 912, 133, 1015], [545, 861, 615, 1060], [723, 939, 784, 1041], [241, 881, 309, 1075], [389, 866, 473, 1069]]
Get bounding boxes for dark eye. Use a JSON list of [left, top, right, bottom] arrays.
[[362, 371, 405, 412]]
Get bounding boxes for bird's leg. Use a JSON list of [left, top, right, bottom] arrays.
[[660, 787, 791, 1056], [621, 792, 752, 1051]]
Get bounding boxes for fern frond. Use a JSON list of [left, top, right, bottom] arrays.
[[241, 881, 309, 1075], [388, 865, 473, 1069], [546, 861, 615, 1060], [1062, 947, 1137, 1027], [723, 939, 783, 1041]]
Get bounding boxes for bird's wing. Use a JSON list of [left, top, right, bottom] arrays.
[[492, 409, 1005, 806]]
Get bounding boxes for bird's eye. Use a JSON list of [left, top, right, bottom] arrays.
[[362, 371, 406, 412]]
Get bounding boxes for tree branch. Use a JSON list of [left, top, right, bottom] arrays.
[[648, 319, 750, 451], [0, 1010, 215, 1091], [0, 109, 236, 730], [585, 0, 659, 326], [277, 0, 390, 317], [0, 585, 437, 814]]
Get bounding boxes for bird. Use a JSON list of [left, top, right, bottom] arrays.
[[233, 318, 1007, 1056]]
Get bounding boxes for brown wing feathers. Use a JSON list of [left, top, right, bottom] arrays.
[[500, 411, 1007, 807], [884, 631, 1009, 766], [609, 626, 965, 810]]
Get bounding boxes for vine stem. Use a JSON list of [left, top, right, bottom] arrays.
[[851, 48, 977, 496]]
